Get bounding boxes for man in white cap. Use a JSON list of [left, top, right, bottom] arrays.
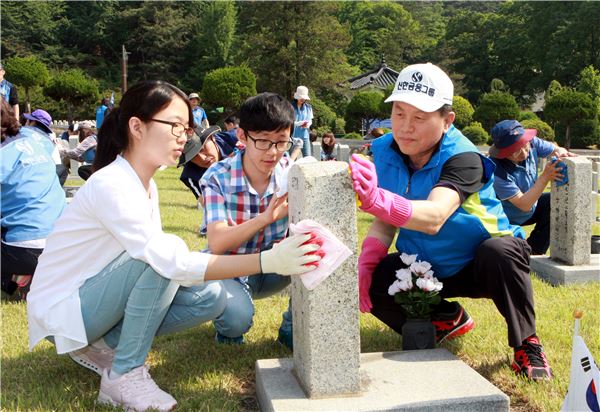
[[349, 63, 553, 381], [189, 92, 209, 129]]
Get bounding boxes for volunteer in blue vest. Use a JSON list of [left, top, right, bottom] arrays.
[[0, 62, 19, 120], [96, 98, 110, 130], [291, 85, 313, 157], [350, 63, 552, 381], [1, 100, 65, 299], [489, 120, 575, 255], [189, 92, 209, 129]]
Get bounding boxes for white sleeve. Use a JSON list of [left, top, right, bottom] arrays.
[[91, 178, 209, 286]]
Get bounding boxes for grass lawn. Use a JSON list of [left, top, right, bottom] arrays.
[[2, 166, 599, 411]]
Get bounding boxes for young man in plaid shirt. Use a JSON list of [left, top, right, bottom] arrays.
[[200, 93, 297, 347]]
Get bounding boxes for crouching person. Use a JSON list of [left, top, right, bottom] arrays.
[[27, 81, 321, 412], [351, 63, 552, 381]]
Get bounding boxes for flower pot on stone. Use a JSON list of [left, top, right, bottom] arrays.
[[402, 318, 436, 350]]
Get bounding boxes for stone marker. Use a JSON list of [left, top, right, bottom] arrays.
[[311, 142, 321, 161], [256, 161, 509, 411], [531, 157, 600, 284], [287, 161, 360, 397], [337, 144, 350, 163]]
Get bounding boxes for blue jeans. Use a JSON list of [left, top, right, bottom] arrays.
[[78, 252, 227, 375], [213, 273, 291, 338], [299, 134, 311, 157]]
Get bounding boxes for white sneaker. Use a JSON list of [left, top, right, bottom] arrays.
[[97, 365, 177, 412], [69, 342, 115, 376]]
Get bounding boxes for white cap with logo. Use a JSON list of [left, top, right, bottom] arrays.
[[385, 63, 453, 112]]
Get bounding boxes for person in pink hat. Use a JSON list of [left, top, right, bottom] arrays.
[[489, 119, 575, 255]]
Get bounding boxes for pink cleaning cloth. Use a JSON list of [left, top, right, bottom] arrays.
[[289, 219, 353, 290]]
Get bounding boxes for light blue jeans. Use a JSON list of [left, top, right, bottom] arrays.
[[78, 252, 226, 375], [213, 273, 291, 339]]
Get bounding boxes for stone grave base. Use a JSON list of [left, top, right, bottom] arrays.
[[256, 349, 508, 412], [531, 254, 600, 285]]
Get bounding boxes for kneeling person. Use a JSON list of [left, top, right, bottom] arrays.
[[200, 92, 298, 348]]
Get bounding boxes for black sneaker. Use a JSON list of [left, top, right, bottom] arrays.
[[431, 302, 475, 344], [512, 335, 553, 380]]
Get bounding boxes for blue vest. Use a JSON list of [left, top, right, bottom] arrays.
[[372, 126, 524, 278], [1, 130, 65, 242], [0, 79, 14, 103]]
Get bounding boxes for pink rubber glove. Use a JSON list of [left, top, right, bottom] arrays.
[[358, 236, 389, 313], [349, 154, 413, 227]]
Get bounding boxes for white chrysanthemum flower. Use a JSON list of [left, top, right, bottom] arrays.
[[395, 268, 412, 282], [398, 278, 413, 291], [388, 280, 403, 296], [400, 253, 418, 266], [416, 276, 443, 292], [410, 260, 432, 276]]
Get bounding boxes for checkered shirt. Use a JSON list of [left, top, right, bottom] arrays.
[[200, 150, 290, 255]]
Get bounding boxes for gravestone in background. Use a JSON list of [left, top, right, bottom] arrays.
[[531, 157, 600, 284]]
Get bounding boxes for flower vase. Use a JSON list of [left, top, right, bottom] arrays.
[[401, 318, 436, 350]]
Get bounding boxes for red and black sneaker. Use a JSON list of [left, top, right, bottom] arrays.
[[431, 302, 475, 344], [512, 335, 553, 381]]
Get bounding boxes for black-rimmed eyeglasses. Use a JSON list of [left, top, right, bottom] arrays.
[[150, 119, 194, 138], [245, 132, 293, 152]]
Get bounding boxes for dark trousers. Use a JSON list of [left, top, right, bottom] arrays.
[[1, 243, 43, 294], [370, 236, 535, 348], [521, 192, 550, 255]]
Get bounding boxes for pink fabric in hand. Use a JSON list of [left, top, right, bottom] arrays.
[[289, 219, 353, 291], [349, 154, 413, 228], [358, 236, 389, 313]]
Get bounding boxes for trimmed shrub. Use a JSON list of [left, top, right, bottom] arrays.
[[344, 132, 363, 140], [202, 66, 257, 114], [310, 97, 336, 129], [462, 122, 490, 145], [518, 111, 540, 122], [520, 118, 555, 141], [452, 95, 474, 129], [473, 91, 519, 131]]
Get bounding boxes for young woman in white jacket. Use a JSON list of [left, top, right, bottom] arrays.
[[27, 80, 321, 412]]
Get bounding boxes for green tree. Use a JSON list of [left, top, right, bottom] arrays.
[[546, 80, 563, 100], [526, 2, 600, 90], [310, 97, 337, 130], [45, 69, 100, 123], [473, 91, 520, 131], [462, 122, 489, 145], [184, 0, 236, 89], [452, 95, 474, 129], [544, 90, 594, 149], [237, 1, 356, 99], [201, 66, 256, 117], [4, 56, 50, 113], [0, 1, 67, 65], [338, 1, 425, 71], [345, 91, 385, 133], [577, 65, 600, 116]]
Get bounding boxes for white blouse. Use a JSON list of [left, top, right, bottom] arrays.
[[28, 155, 209, 354]]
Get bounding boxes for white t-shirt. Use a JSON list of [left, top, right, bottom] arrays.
[[27, 155, 210, 354]]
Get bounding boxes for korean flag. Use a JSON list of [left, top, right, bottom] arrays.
[[561, 333, 600, 411]]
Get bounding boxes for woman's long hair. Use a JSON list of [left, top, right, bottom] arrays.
[[321, 132, 336, 154], [93, 81, 192, 172], [1, 100, 21, 142]]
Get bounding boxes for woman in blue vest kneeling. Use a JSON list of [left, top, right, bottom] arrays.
[[349, 63, 553, 381]]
